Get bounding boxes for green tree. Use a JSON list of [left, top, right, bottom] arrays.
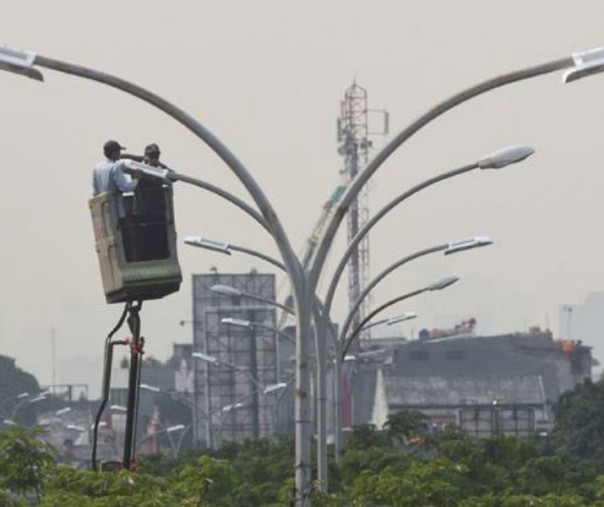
[[553, 378, 604, 460], [41, 467, 182, 507], [345, 423, 390, 450], [349, 458, 467, 507], [0, 427, 55, 502], [176, 455, 237, 506], [0, 355, 41, 426], [383, 410, 431, 447]]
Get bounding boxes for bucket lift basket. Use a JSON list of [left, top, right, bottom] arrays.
[[89, 186, 182, 303]]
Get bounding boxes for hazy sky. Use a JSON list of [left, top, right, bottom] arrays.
[[2, 1, 604, 395]]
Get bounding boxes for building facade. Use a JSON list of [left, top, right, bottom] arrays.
[[192, 272, 279, 447], [364, 328, 592, 437]]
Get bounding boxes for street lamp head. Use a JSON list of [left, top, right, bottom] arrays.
[[192, 352, 218, 364], [222, 402, 244, 412], [211, 284, 242, 297], [563, 47, 604, 83], [221, 317, 252, 329], [263, 382, 288, 394], [166, 424, 186, 433], [109, 405, 127, 412], [444, 236, 492, 256], [123, 160, 171, 182], [184, 236, 232, 256], [477, 145, 535, 170], [0, 46, 43, 81], [140, 383, 161, 393], [387, 312, 417, 325], [427, 275, 460, 291]]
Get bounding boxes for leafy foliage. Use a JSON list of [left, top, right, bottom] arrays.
[[554, 378, 604, 460], [0, 355, 41, 426], [3, 380, 604, 506], [0, 427, 55, 502]]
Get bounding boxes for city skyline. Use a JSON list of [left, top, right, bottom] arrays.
[[2, 1, 604, 394]]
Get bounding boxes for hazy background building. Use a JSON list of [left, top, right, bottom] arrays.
[[191, 272, 279, 448]]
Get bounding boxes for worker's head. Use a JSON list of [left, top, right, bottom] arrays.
[[144, 143, 161, 167], [103, 140, 126, 161]]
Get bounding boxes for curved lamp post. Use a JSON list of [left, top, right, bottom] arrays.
[[211, 284, 295, 315], [193, 351, 272, 443], [216, 382, 287, 447], [136, 423, 189, 458], [185, 236, 285, 271], [0, 392, 29, 418], [342, 276, 458, 359], [321, 145, 534, 334], [356, 311, 418, 335], [337, 236, 491, 352], [333, 275, 458, 459], [221, 316, 296, 383], [187, 147, 525, 489], [0, 46, 310, 494], [2, 45, 604, 504]]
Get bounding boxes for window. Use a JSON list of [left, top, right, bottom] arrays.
[[446, 349, 466, 360], [409, 350, 429, 361]]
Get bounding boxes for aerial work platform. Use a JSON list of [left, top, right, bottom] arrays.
[[89, 185, 182, 303]]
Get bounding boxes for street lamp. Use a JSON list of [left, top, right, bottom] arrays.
[[362, 311, 417, 332], [140, 383, 161, 394], [313, 146, 530, 483], [221, 316, 296, 383], [192, 351, 217, 365], [263, 382, 288, 395], [190, 149, 514, 491], [0, 45, 306, 485], [3, 44, 604, 505], [193, 351, 267, 443], [193, 351, 266, 390], [185, 236, 285, 271], [136, 423, 190, 458], [211, 284, 295, 315], [322, 146, 532, 344], [221, 317, 294, 342], [337, 237, 490, 349], [332, 275, 458, 461], [563, 47, 604, 83]]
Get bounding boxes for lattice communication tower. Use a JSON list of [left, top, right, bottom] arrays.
[[337, 82, 388, 344]]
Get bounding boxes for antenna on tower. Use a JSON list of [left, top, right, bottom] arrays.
[[336, 82, 388, 348]]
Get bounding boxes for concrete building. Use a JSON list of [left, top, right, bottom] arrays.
[[191, 272, 279, 448], [356, 328, 592, 437], [559, 292, 604, 374]]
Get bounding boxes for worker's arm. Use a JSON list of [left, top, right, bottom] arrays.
[[112, 161, 139, 192]]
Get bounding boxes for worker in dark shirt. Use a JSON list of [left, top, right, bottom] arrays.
[[132, 143, 170, 260], [133, 143, 167, 215]]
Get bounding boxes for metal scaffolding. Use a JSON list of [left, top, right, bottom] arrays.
[[192, 273, 277, 448]]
